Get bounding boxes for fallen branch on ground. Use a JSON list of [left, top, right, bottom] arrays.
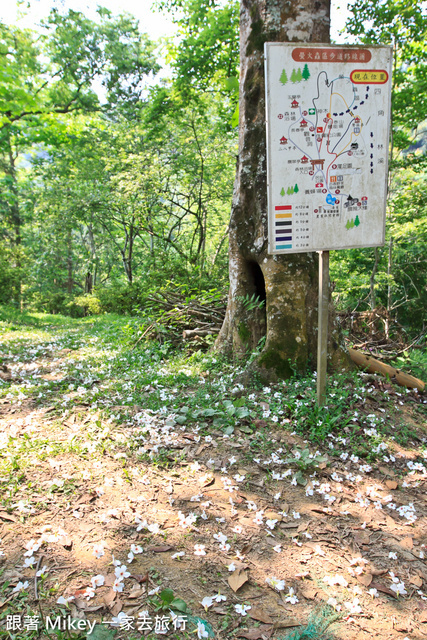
[[348, 348, 425, 392]]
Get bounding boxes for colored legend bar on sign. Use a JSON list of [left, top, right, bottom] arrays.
[[275, 205, 292, 249]]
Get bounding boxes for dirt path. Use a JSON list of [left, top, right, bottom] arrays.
[[0, 315, 426, 640]]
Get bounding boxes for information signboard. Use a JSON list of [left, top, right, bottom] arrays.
[[265, 44, 392, 255]]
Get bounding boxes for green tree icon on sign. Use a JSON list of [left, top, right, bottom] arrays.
[[290, 69, 297, 83], [294, 184, 299, 193], [302, 64, 310, 81], [354, 215, 361, 227], [296, 68, 303, 82], [280, 69, 288, 85], [280, 187, 285, 196]]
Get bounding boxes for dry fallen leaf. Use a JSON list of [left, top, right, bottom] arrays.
[[370, 581, 397, 599], [104, 573, 116, 587], [228, 568, 249, 592], [252, 420, 268, 429], [400, 537, 413, 550], [0, 511, 17, 523], [110, 598, 123, 616], [147, 545, 174, 553], [299, 585, 318, 600], [195, 444, 210, 456], [265, 511, 282, 521], [274, 619, 301, 629], [385, 480, 398, 490], [130, 573, 149, 583], [249, 606, 273, 624], [410, 575, 423, 588], [103, 590, 117, 607], [354, 531, 370, 545], [200, 474, 214, 487], [357, 573, 373, 587], [127, 588, 146, 599]]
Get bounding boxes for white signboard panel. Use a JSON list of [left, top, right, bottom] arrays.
[[265, 44, 392, 254]]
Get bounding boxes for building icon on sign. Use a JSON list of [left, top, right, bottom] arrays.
[[310, 158, 325, 170]]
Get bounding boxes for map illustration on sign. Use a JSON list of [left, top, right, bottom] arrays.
[[265, 44, 392, 254]]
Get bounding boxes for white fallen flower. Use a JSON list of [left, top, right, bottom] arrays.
[[200, 596, 213, 610], [266, 576, 285, 591], [194, 544, 206, 556], [344, 598, 362, 614], [12, 581, 29, 594], [235, 603, 251, 616]]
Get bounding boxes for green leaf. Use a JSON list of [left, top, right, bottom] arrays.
[[87, 624, 116, 639], [187, 616, 215, 638], [224, 425, 234, 435], [239, 425, 253, 434], [160, 588, 175, 605], [179, 406, 190, 414], [224, 76, 239, 92], [170, 597, 189, 613], [231, 104, 239, 127], [201, 408, 217, 417], [236, 406, 249, 419], [295, 471, 308, 486]]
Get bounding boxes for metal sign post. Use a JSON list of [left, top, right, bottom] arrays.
[[317, 250, 329, 405]]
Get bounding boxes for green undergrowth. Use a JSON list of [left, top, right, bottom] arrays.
[[1, 307, 426, 476]]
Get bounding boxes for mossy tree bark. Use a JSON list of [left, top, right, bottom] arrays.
[[215, 0, 349, 379]]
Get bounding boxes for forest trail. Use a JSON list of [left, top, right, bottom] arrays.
[[0, 312, 426, 640]]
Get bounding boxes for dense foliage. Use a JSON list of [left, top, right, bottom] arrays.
[[0, 0, 426, 340]]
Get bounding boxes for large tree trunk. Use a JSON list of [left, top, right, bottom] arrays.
[[216, 0, 349, 379]]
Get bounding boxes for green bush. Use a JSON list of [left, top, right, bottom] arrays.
[[96, 282, 148, 315], [71, 294, 102, 316]]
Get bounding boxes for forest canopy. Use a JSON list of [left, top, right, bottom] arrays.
[[0, 0, 426, 341]]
